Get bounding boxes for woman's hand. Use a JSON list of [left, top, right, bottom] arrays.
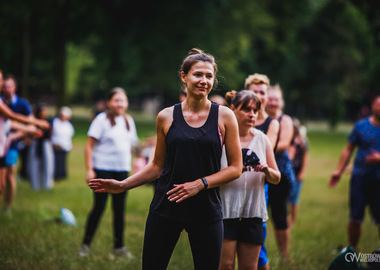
[[167, 179, 204, 203], [88, 178, 125, 193], [252, 163, 269, 174], [86, 169, 96, 183]]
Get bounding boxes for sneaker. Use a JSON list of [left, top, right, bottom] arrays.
[[79, 244, 90, 257], [113, 246, 133, 258]]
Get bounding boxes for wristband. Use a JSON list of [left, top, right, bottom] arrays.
[[201, 177, 208, 190]]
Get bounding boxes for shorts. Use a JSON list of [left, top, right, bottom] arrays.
[[350, 174, 380, 225], [223, 217, 263, 245], [5, 149, 19, 166], [0, 156, 6, 168], [288, 179, 303, 205]]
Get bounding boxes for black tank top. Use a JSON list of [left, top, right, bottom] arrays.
[[255, 116, 274, 134], [149, 103, 223, 222]]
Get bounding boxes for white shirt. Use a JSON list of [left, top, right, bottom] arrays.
[[0, 116, 11, 158], [51, 117, 75, 151], [88, 112, 138, 172], [220, 128, 268, 221]]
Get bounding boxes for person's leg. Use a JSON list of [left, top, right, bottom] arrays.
[[348, 221, 361, 250], [0, 160, 7, 210], [288, 180, 303, 227], [187, 219, 224, 270], [42, 141, 54, 190], [348, 174, 366, 250], [237, 242, 261, 270], [142, 213, 183, 270], [268, 179, 291, 259], [111, 171, 129, 248], [82, 192, 108, 245], [236, 218, 263, 270], [219, 239, 237, 270], [4, 165, 16, 210]]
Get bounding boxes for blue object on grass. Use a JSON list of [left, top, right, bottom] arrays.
[[60, 207, 77, 226]]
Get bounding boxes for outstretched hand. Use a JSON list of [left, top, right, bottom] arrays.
[[328, 171, 341, 188], [166, 180, 204, 203], [88, 178, 125, 194]]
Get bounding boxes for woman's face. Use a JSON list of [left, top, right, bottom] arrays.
[[267, 90, 282, 115], [107, 92, 128, 115], [181, 61, 214, 98], [248, 83, 268, 106], [233, 100, 259, 129]]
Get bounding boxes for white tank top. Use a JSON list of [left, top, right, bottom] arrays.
[[0, 116, 11, 158], [220, 128, 268, 221]]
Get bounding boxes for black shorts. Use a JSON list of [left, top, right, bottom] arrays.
[[223, 217, 263, 245], [0, 156, 6, 168]]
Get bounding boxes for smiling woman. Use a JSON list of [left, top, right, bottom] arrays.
[[88, 48, 243, 270]]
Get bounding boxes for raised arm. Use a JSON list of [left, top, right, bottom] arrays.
[[0, 100, 49, 129], [167, 106, 242, 203]]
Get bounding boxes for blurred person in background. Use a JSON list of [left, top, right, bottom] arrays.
[[1, 75, 32, 213], [329, 95, 380, 251], [80, 88, 138, 258], [266, 84, 296, 260], [51, 106, 74, 181], [0, 70, 48, 211], [28, 104, 54, 191], [245, 73, 279, 270], [210, 94, 226, 106], [287, 119, 309, 227], [219, 90, 280, 270]]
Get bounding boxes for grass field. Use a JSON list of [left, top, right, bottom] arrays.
[[0, 114, 379, 270]]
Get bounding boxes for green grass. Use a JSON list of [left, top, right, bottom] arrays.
[[0, 119, 379, 270]]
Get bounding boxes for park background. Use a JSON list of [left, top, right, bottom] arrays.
[[1, 0, 380, 269]]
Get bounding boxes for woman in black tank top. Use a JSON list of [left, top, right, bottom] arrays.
[[89, 49, 242, 270]]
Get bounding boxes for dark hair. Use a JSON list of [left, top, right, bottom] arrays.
[[225, 90, 261, 111], [106, 87, 130, 130], [179, 48, 218, 89]]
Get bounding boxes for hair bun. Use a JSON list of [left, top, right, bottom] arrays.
[[188, 48, 204, 56], [224, 90, 237, 106]]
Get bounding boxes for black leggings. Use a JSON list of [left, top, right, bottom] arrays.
[[143, 213, 223, 270], [82, 170, 128, 248], [268, 175, 291, 230]]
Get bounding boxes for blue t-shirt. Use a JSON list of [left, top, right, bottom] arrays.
[[348, 117, 380, 177], [2, 95, 32, 150]]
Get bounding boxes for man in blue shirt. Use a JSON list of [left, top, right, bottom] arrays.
[[2, 75, 32, 214], [329, 95, 380, 251]]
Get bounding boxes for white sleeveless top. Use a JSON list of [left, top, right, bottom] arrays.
[[220, 128, 268, 221], [0, 116, 11, 158]]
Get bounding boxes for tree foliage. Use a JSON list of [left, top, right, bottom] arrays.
[[0, 0, 379, 124]]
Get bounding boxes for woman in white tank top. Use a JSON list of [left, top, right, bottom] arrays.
[[220, 90, 280, 270]]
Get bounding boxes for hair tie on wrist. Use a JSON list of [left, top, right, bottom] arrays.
[[201, 177, 208, 190]]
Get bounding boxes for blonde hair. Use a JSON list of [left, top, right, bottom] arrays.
[[244, 73, 270, 89]]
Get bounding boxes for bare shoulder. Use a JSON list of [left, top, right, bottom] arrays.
[[157, 106, 174, 133], [281, 114, 293, 127], [218, 105, 234, 121]]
